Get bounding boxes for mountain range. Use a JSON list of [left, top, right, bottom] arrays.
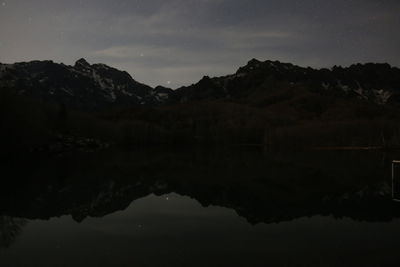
[[2, 57, 400, 153], [1, 58, 400, 110], [0, 58, 171, 110]]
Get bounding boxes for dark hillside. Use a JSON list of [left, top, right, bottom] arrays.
[[1, 59, 400, 153]]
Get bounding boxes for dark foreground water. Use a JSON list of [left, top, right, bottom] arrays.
[[1, 148, 400, 266]]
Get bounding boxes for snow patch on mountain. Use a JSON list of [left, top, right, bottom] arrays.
[[0, 58, 165, 109], [373, 89, 392, 105]]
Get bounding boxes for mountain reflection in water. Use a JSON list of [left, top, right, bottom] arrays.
[[1, 148, 400, 266]]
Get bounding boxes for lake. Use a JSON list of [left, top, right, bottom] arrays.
[[1, 148, 400, 266]]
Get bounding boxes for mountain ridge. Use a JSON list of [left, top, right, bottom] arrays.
[[2, 58, 400, 153], [1, 58, 400, 110], [0, 58, 170, 110], [171, 58, 400, 105]]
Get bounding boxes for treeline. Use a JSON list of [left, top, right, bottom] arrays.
[[2, 87, 400, 155], [0, 89, 116, 156], [102, 98, 400, 149], [266, 120, 400, 150]]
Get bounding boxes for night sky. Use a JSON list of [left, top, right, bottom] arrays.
[[1, 0, 399, 88]]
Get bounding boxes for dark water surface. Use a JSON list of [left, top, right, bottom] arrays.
[[1, 148, 400, 266]]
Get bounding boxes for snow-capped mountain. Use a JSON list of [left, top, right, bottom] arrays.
[[0, 58, 172, 110], [171, 59, 400, 106], [1, 58, 399, 109]]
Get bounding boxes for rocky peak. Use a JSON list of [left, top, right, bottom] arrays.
[[248, 58, 261, 65], [0, 59, 163, 110], [75, 58, 91, 68], [236, 58, 265, 74]]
